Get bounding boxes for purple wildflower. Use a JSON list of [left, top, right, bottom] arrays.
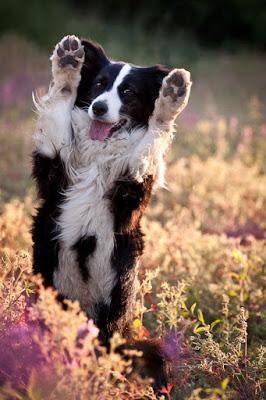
[[160, 330, 184, 363], [0, 320, 45, 389]]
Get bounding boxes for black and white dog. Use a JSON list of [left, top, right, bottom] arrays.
[[32, 35, 191, 384]]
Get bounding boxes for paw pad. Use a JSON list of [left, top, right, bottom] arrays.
[[55, 35, 84, 69], [162, 69, 191, 102], [166, 73, 184, 87]]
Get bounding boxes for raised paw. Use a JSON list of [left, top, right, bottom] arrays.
[[52, 35, 84, 69], [162, 69, 191, 102], [149, 68, 192, 131], [50, 35, 85, 93]]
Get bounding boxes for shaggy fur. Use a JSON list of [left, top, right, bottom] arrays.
[[32, 35, 191, 386]]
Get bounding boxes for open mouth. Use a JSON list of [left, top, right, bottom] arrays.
[[88, 119, 127, 142]]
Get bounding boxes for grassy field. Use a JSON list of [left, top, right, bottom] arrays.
[[0, 33, 265, 399]]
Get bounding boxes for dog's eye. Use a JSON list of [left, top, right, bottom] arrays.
[[123, 88, 131, 94], [95, 79, 107, 89], [95, 81, 103, 88], [121, 88, 135, 96]]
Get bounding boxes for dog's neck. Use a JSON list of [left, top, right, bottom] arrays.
[[65, 107, 170, 191]]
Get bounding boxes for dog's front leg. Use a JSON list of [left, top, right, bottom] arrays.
[[129, 69, 192, 186], [33, 35, 85, 160], [149, 68, 192, 133], [32, 36, 85, 285]]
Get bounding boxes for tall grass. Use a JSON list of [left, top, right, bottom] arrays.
[[0, 35, 265, 399]]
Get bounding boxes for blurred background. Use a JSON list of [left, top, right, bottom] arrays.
[[0, 0, 266, 199], [0, 4, 266, 398]]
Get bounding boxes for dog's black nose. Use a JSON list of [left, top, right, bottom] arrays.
[[92, 101, 108, 117]]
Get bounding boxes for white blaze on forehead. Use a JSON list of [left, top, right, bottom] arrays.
[[111, 63, 132, 89], [89, 63, 131, 123]]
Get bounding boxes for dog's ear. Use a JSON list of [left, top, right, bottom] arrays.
[[81, 39, 109, 72], [153, 64, 172, 87], [144, 64, 171, 102], [75, 40, 109, 108], [141, 64, 171, 111]]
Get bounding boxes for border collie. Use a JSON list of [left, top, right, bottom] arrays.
[[32, 35, 191, 386]]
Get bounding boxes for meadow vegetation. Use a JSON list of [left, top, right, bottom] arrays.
[[0, 33, 265, 399]]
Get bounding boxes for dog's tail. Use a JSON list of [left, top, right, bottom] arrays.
[[117, 330, 186, 395], [126, 340, 168, 392]]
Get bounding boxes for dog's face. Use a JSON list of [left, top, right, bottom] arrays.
[[75, 40, 170, 142]]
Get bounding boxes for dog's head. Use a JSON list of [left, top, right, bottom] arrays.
[[75, 40, 170, 142]]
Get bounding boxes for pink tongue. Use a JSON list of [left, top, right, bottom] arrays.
[[89, 120, 114, 142]]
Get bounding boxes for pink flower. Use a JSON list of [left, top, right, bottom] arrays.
[[77, 319, 99, 340]]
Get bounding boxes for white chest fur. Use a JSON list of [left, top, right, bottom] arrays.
[[54, 158, 118, 316], [53, 108, 170, 315]]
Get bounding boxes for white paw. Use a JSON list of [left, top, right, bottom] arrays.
[[51, 35, 84, 70], [149, 68, 192, 133], [162, 68, 191, 103]]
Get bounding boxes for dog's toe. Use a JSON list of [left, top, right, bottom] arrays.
[[52, 35, 84, 70], [162, 69, 192, 103]]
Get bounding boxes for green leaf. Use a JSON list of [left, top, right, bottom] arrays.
[[194, 325, 210, 333], [190, 302, 197, 316], [230, 272, 240, 280], [239, 269, 247, 280], [197, 309, 205, 324], [232, 249, 244, 263], [211, 319, 222, 330], [221, 377, 229, 390], [193, 321, 200, 330], [205, 388, 222, 394], [227, 289, 237, 297], [25, 287, 35, 296]]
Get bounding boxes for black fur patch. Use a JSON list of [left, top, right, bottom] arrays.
[[89, 62, 124, 102], [75, 40, 109, 109], [95, 174, 154, 342], [32, 152, 68, 287], [119, 340, 168, 392], [118, 65, 170, 129], [75, 39, 170, 129], [94, 301, 111, 343], [72, 235, 97, 281], [32, 152, 68, 201], [95, 228, 144, 344], [107, 174, 154, 233]]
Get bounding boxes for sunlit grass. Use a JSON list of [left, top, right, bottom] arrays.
[[0, 36, 265, 399]]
